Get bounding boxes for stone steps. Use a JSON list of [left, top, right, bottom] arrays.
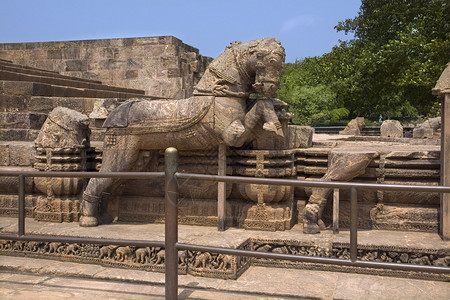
[[0, 112, 47, 129], [1, 94, 101, 114], [0, 80, 147, 99], [0, 128, 40, 142], [0, 58, 100, 83], [0, 69, 145, 96], [0, 59, 145, 95]]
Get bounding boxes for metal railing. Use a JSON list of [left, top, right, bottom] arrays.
[[1, 147, 450, 300]]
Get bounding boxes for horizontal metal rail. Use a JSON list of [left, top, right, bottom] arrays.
[[0, 171, 165, 179], [0, 234, 164, 248], [0, 170, 166, 258], [176, 172, 450, 193], [1, 148, 449, 300]]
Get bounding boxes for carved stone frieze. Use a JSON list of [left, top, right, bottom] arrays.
[[0, 237, 447, 281], [0, 238, 253, 279]]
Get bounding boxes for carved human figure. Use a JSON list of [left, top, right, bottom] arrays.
[[80, 38, 286, 227]]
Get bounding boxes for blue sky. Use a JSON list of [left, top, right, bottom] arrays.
[[0, 0, 362, 63]]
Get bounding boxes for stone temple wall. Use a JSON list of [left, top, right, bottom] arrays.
[[0, 36, 212, 99]]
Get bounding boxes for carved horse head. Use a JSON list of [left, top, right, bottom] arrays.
[[193, 38, 285, 98]]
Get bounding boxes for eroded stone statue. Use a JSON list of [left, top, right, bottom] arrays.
[[80, 38, 286, 226], [302, 151, 377, 234]]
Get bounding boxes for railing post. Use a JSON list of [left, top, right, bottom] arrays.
[[165, 147, 179, 300], [217, 144, 227, 231], [350, 187, 358, 262], [18, 174, 25, 236], [440, 93, 450, 240], [333, 188, 339, 234]]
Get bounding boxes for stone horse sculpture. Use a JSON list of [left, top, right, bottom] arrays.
[[80, 38, 286, 226]]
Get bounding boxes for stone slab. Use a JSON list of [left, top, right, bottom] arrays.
[[1, 258, 449, 300]]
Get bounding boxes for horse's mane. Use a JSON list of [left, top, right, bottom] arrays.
[[227, 38, 285, 60]]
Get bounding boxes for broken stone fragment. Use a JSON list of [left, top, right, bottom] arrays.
[[380, 120, 403, 138]]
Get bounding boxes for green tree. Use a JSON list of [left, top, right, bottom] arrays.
[[278, 0, 450, 124]]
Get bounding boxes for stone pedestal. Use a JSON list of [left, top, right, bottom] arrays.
[[233, 149, 296, 231]]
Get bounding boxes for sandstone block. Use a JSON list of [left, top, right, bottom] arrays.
[[380, 120, 403, 138], [65, 60, 87, 71], [0, 129, 28, 141], [2, 81, 34, 95], [0, 144, 10, 165], [47, 49, 62, 59], [9, 143, 35, 166], [26, 96, 56, 112], [0, 113, 47, 130], [62, 48, 81, 59], [0, 50, 9, 60], [413, 127, 434, 139], [0, 166, 34, 193], [125, 70, 138, 79], [0, 94, 27, 112], [288, 125, 313, 148], [5, 43, 23, 50]]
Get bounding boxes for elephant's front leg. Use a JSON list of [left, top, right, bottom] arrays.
[[80, 178, 114, 227], [79, 135, 141, 227]]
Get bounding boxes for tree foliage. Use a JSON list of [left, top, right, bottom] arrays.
[[278, 0, 450, 125]]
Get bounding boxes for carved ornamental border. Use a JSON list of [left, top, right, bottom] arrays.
[[0, 237, 448, 281]]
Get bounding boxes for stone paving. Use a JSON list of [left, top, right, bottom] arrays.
[[1, 256, 449, 299], [0, 217, 449, 299]]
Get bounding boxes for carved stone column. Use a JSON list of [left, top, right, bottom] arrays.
[[432, 62, 450, 240], [232, 149, 295, 231]]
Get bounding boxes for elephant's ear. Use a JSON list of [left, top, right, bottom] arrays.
[[103, 101, 135, 128]]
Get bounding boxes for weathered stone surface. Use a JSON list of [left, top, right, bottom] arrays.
[[0, 128, 39, 142], [288, 125, 313, 148], [420, 116, 441, 131], [9, 143, 35, 166], [0, 166, 35, 193], [339, 117, 365, 135], [0, 112, 47, 129], [80, 38, 286, 227], [0, 144, 10, 165], [88, 99, 123, 120], [0, 94, 27, 112], [370, 204, 438, 232], [2, 80, 34, 95], [303, 150, 377, 234], [35, 107, 90, 148], [432, 61, 450, 95], [1, 36, 213, 99], [413, 127, 434, 138], [380, 120, 403, 138]]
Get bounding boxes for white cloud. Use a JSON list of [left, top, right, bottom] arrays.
[[281, 15, 317, 33]]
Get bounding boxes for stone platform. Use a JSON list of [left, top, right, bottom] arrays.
[[1, 257, 449, 299], [0, 217, 448, 282]]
